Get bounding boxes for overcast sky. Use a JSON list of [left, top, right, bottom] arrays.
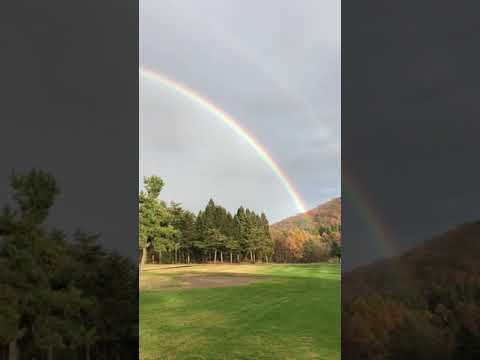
[[140, 0, 340, 223], [342, 1, 480, 270]]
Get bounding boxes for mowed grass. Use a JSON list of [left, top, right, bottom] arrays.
[[140, 263, 340, 360]]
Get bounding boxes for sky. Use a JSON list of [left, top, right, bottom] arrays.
[[139, 0, 341, 223], [342, 1, 480, 270]]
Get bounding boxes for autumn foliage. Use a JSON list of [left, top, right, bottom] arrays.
[[342, 222, 480, 359], [270, 198, 341, 263]]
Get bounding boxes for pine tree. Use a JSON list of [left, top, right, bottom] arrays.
[[204, 228, 226, 264], [225, 237, 240, 263], [177, 210, 196, 263]]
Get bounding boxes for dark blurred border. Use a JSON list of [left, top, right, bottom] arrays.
[[343, 1, 480, 359], [1, 0, 138, 358]]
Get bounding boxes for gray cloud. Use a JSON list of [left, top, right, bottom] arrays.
[[140, 0, 340, 222]]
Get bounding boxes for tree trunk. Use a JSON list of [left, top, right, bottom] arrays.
[[8, 328, 26, 360], [47, 346, 53, 360], [86, 344, 91, 360], [220, 251, 223, 263], [159, 250, 162, 264], [214, 249, 217, 264], [187, 253, 190, 264], [174, 248, 177, 264], [8, 340, 17, 360], [237, 253, 240, 263], [230, 252, 233, 263], [140, 246, 147, 271]]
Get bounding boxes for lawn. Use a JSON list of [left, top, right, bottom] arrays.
[[140, 263, 340, 360]]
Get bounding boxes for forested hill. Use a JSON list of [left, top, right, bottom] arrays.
[[270, 198, 341, 262], [342, 221, 480, 359], [270, 197, 341, 237]]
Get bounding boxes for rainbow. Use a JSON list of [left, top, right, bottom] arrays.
[[140, 66, 397, 259], [342, 167, 397, 257], [140, 65, 308, 214]]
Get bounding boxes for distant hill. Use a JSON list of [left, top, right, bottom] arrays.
[[270, 197, 341, 236], [270, 198, 341, 262], [342, 221, 480, 359]]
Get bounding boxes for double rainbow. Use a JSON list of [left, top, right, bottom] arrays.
[[140, 65, 308, 214], [140, 66, 398, 256]]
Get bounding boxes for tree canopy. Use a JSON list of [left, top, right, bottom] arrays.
[[0, 169, 137, 360], [139, 175, 340, 265]]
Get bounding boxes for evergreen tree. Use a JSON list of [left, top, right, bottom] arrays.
[[259, 213, 274, 262], [177, 210, 196, 263], [0, 169, 137, 359], [225, 237, 240, 263], [204, 228, 225, 264]]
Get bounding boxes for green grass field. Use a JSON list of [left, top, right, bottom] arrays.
[[140, 263, 340, 360]]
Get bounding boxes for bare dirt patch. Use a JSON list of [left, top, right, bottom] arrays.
[[143, 263, 268, 274], [140, 273, 179, 291], [142, 264, 196, 272], [178, 274, 258, 289], [140, 264, 269, 291]]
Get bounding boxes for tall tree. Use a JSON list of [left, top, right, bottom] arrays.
[[203, 228, 222, 263], [225, 237, 240, 263], [138, 176, 177, 268], [176, 210, 196, 263]]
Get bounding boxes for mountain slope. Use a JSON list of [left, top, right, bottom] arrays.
[[270, 198, 341, 262], [342, 221, 480, 359], [271, 197, 341, 235]]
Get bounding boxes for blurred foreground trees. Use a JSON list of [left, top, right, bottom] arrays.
[[0, 169, 137, 360]]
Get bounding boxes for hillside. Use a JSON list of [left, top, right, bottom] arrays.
[[270, 198, 341, 262], [270, 197, 341, 235], [342, 221, 480, 359]]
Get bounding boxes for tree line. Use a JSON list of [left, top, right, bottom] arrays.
[[139, 176, 273, 267], [139, 176, 342, 266], [0, 170, 137, 360]]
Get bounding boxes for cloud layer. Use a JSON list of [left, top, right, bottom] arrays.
[[140, 0, 340, 222]]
